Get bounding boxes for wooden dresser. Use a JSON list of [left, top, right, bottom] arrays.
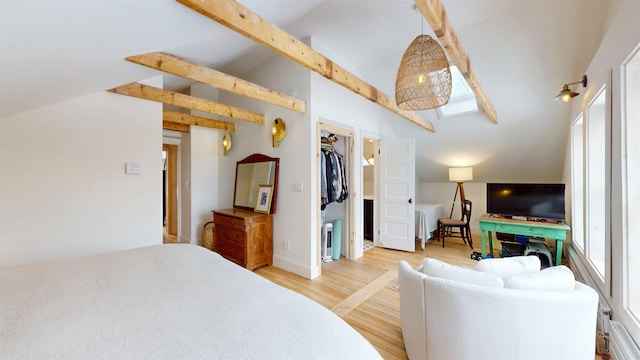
[[211, 208, 273, 270]]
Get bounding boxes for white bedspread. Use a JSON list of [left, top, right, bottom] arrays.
[[0, 244, 381, 359]]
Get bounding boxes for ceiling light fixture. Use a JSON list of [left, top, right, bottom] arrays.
[[553, 75, 588, 102], [395, 34, 452, 110]]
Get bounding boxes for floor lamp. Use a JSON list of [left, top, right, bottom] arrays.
[[448, 167, 473, 219]]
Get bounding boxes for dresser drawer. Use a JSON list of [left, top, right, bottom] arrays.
[[493, 223, 541, 235], [490, 223, 554, 237], [214, 239, 246, 264], [214, 215, 244, 231], [216, 225, 246, 246]]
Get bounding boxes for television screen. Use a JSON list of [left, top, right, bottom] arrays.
[[486, 183, 566, 220]]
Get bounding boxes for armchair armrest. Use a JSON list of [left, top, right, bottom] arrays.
[[398, 261, 428, 360]]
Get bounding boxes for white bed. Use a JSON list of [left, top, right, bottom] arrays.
[[0, 244, 381, 359]]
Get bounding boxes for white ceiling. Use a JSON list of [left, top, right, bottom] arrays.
[[0, 0, 611, 182]]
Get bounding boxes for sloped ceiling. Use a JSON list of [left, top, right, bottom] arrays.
[[0, 0, 610, 182]]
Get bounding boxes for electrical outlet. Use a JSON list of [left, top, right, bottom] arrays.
[[283, 241, 290, 250]]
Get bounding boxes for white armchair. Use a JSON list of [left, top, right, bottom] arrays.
[[398, 256, 599, 360]]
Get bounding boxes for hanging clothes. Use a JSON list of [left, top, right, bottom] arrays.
[[320, 140, 348, 210]]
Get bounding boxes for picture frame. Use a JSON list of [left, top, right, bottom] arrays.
[[254, 184, 273, 214]]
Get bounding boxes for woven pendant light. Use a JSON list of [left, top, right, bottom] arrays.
[[395, 35, 452, 110]]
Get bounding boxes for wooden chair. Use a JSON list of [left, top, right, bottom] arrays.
[[437, 199, 473, 248]]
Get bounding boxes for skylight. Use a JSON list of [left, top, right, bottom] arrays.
[[438, 65, 478, 117]]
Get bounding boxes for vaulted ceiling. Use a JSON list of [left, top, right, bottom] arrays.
[[0, 0, 612, 182]]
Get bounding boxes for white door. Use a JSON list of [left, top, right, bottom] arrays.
[[378, 138, 415, 252]]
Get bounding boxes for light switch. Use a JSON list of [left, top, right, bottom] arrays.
[[125, 162, 142, 174], [293, 181, 303, 192]]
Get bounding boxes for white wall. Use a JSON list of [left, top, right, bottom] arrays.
[[188, 125, 220, 244], [179, 131, 192, 242], [0, 85, 162, 267], [214, 54, 314, 277], [561, 0, 640, 343], [187, 84, 223, 245]]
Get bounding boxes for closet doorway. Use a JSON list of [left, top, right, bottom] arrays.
[[318, 122, 354, 273], [362, 137, 378, 253]]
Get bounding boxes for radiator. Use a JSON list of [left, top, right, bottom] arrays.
[[567, 246, 640, 359], [609, 320, 640, 360]]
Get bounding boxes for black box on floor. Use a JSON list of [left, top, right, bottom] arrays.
[[496, 232, 515, 241], [500, 242, 525, 257]]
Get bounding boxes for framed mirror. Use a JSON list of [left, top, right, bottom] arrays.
[[233, 153, 280, 214]]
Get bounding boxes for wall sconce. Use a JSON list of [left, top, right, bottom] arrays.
[[222, 132, 231, 156], [554, 75, 588, 102], [272, 118, 286, 147]]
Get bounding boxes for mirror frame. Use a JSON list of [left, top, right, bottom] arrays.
[[233, 153, 280, 214]]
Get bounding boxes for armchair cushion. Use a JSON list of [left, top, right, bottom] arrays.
[[474, 255, 541, 277], [504, 265, 576, 291], [422, 257, 504, 288]]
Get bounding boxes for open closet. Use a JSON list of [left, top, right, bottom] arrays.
[[319, 127, 352, 265]]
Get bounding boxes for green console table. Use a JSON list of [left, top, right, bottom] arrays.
[[478, 214, 570, 265]]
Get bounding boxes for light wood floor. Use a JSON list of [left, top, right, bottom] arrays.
[[163, 226, 178, 244], [256, 236, 603, 360], [256, 237, 478, 360]]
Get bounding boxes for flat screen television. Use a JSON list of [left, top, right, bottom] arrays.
[[486, 183, 566, 221]]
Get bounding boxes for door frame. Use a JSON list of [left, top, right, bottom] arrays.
[[317, 121, 355, 273], [163, 144, 178, 236], [163, 133, 181, 242], [360, 131, 381, 256]]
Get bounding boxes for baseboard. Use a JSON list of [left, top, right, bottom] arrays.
[[273, 255, 315, 279], [566, 246, 640, 359]]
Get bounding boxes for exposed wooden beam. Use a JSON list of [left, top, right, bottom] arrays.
[[415, 0, 498, 124], [177, 0, 435, 133], [126, 52, 307, 114], [107, 82, 264, 124], [163, 110, 236, 132], [163, 121, 190, 132]]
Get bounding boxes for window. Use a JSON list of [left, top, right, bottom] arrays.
[[585, 86, 607, 281], [571, 115, 584, 252], [622, 43, 640, 342], [437, 65, 478, 118]]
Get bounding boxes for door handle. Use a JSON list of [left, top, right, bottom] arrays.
[[408, 198, 412, 204]]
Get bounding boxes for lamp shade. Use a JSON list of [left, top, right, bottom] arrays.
[[449, 167, 473, 182], [553, 85, 579, 102], [395, 35, 452, 110]]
